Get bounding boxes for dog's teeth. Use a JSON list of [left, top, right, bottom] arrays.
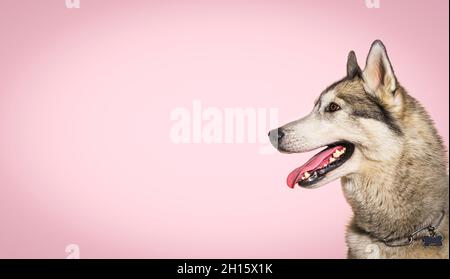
[[329, 157, 336, 163], [335, 149, 345, 157], [333, 150, 343, 157], [304, 172, 310, 179]]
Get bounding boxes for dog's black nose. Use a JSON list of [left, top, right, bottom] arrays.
[[277, 130, 284, 140], [268, 129, 285, 147]]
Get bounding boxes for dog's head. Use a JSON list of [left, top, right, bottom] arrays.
[[269, 40, 405, 189]]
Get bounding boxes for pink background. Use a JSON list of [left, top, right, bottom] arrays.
[[0, 0, 448, 258]]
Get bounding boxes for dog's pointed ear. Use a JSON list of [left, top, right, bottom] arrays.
[[346, 51, 361, 79], [363, 40, 397, 95], [363, 40, 403, 113]]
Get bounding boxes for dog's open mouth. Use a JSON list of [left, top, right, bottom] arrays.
[[287, 141, 355, 188]]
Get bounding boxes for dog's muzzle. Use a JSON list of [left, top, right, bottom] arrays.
[[268, 128, 285, 148]]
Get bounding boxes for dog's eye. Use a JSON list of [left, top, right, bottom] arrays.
[[326, 102, 341, 112]]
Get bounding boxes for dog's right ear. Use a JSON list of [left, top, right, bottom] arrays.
[[346, 51, 361, 79]]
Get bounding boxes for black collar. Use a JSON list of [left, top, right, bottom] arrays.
[[363, 211, 446, 247]]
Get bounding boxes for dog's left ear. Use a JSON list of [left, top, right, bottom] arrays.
[[362, 40, 403, 110], [363, 40, 397, 95]]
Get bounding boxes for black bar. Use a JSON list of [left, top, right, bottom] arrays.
[[0, 259, 448, 277]]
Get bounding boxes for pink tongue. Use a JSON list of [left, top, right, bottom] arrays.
[[286, 146, 341, 188]]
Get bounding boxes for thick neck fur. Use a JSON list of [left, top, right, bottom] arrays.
[[342, 89, 449, 241]]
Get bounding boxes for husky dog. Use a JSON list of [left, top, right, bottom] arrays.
[[269, 40, 449, 259]]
